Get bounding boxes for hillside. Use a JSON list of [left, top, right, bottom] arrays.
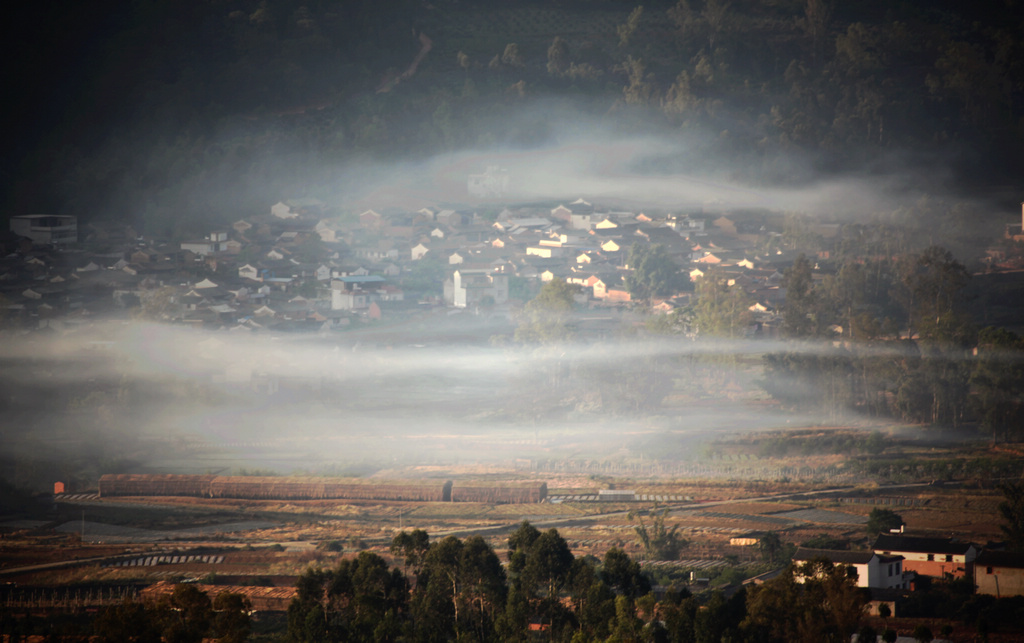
[[5, 0, 1024, 236]]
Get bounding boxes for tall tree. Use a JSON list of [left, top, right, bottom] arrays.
[[866, 508, 903, 536], [691, 272, 753, 338], [898, 246, 971, 343], [212, 592, 252, 643], [782, 254, 816, 338], [546, 36, 569, 76], [160, 584, 213, 643], [626, 243, 683, 303], [618, 6, 644, 48], [514, 280, 577, 343], [998, 482, 1024, 551], [970, 328, 1024, 442]]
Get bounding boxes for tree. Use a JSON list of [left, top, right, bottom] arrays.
[[501, 43, 523, 67], [877, 602, 891, 621], [866, 508, 903, 536], [782, 254, 816, 338], [971, 327, 1024, 442], [288, 552, 408, 642], [514, 280, 577, 343], [610, 595, 643, 642], [758, 531, 784, 565], [912, 624, 933, 643], [601, 548, 651, 599], [619, 56, 657, 105], [626, 243, 683, 302], [631, 507, 687, 560], [857, 624, 878, 643], [691, 272, 753, 338], [617, 6, 644, 48], [212, 592, 252, 643], [93, 600, 164, 643], [998, 481, 1024, 551], [391, 529, 430, 574], [898, 246, 971, 343], [523, 529, 575, 601], [458, 535, 507, 642], [161, 584, 212, 643], [663, 70, 698, 121], [547, 37, 569, 76], [744, 561, 864, 643]]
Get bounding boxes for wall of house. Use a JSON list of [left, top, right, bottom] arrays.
[[976, 567, 1024, 597], [865, 560, 909, 589], [898, 557, 971, 579]]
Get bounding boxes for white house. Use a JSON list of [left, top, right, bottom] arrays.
[[239, 264, 260, 281], [10, 214, 78, 246], [793, 548, 910, 590], [448, 269, 509, 308], [467, 166, 510, 198], [181, 231, 228, 256], [330, 275, 386, 310], [411, 243, 430, 260], [271, 201, 298, 218]]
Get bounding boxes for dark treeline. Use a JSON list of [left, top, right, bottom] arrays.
[[6, 0, 1024, 234], [281, 522, 1024, 642], [285, 522, 860, 643], [12, 522, 1024, 641]]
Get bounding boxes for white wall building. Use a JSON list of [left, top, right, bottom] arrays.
[[449, 269, 509, 308], [10, 214, 77, 246], [794, 547, 910, 589]]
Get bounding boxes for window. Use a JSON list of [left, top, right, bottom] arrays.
[[888, 564, 893, 577], [987, 567, 994, 574], [927, 554, 934, 561], [945, 554, 953, 562]]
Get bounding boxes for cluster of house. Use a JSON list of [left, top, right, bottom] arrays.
[[2, 196, 821, 334], [776, 532, 1024, 614]]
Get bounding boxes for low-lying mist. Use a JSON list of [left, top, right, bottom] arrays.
[[0, 316, 969, 492]]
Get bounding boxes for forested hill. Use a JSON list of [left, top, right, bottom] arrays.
[[6, 0, 1024, 235]]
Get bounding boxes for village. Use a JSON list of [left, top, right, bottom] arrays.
[[1, 191, 809, 337]]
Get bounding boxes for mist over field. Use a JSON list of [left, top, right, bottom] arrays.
[[1, 317, 876, 487]]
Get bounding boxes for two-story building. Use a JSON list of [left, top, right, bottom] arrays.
[[447, 269, 509, 308], [10, 214, 78, 246], [793, 547, 910, 589], [872, 534, 978, 580]]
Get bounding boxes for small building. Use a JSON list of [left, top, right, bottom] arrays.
[[598, 489, 636, 502], [331, 275, 386, 311], [180, 231, 228, 256], [975, 550, 1024, 597], [448, 269, 509, 308], [10, 214, 78, 246], [468, 166, 510, 198]]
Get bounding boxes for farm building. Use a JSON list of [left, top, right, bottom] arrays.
[[452, 483, 547, 504], [98, 474, 544, 504], [99, 474, 216, 498], [208, 477, 449, 502]]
